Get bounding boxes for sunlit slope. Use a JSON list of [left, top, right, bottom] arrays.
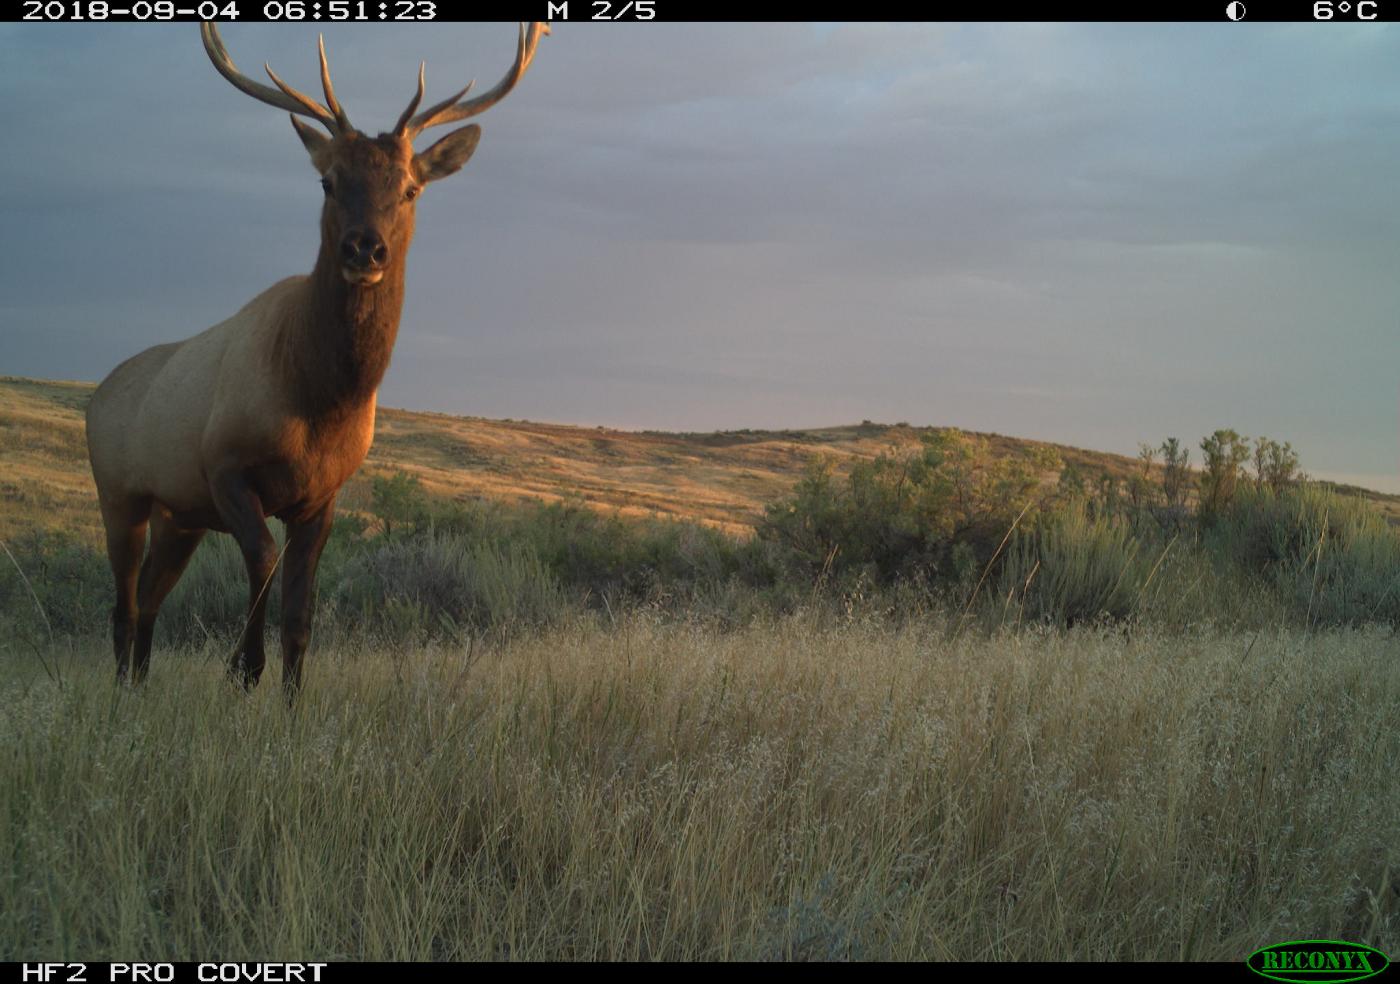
[[4, 375, 1395, 544]]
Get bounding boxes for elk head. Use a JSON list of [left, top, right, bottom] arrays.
[[200, 21, 548, 287]]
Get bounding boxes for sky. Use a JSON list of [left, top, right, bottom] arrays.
[[2, 22, 1397, 492]]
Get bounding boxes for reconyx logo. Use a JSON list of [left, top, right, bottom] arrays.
[[1247, 940, 1390, 983]]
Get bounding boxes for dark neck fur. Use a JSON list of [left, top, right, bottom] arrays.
[[282, 241, 407, 423]]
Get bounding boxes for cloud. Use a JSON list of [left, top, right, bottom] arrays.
[[1, 22, 1397, 483]]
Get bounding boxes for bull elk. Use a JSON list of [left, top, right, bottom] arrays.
[[86, 22, 548, 696]]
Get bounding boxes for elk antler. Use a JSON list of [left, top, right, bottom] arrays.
[[394, 22, 549, 142], [201, 22, 353, 136]]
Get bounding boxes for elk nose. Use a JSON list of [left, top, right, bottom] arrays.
[[340, 229, 388, 269]]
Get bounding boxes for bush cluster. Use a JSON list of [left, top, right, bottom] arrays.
[[2, 427, 1393, 647]]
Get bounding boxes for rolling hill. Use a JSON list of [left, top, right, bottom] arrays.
[[3, 375, 1395, 545]]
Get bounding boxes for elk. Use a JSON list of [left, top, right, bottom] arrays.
[[86, 21, 548, 696]]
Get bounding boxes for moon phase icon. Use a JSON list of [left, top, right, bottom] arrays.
[[1227, 1, 1246, 17]]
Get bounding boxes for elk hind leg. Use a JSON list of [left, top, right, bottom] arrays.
[[99, 495, 150, 682], [131, 508, 205, 684]]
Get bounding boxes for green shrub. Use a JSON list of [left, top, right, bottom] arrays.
[[759, 430, 1058, 586], [1199, 429, 1252, 519], [1252, 437, 1302, 492], [995, 502, 1151, 627], [1212, 485, 1400, 626], [427, 497, 783, 604], [1159, 437, 1192, 510], [331, 531, 569, 639], [370, 471, 429, 538]]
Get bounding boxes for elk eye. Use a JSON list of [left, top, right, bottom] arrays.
[[404, 186, 420, 202], [320, 177, 333, 197]]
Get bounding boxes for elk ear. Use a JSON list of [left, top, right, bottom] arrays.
[[290, 116, 334, 175], [414, 124, 482, 184]]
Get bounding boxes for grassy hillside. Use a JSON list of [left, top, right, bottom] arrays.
[[4, 375, 1397, 545]]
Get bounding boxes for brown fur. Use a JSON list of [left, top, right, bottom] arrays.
[[86, 30, 538, 697]]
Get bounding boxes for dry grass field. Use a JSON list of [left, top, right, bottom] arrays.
[[3, 616, 1397, 960]]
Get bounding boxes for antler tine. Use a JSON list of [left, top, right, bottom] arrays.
[[317, 34, 353, 134], [392, 62, 428, 137], [263, 62, 339, 129], [400, 79, 475, 140], [400, 22, 548, 141], [200, 22, 341, 136]]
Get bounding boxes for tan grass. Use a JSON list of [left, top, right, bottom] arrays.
[[3, 616, 1396, 960]]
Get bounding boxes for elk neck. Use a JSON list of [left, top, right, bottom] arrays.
[[281, 235, 409, 424]]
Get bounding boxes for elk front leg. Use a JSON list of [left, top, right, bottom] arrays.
[[280, 497, 336, 700], [211, 468, 278, 690]]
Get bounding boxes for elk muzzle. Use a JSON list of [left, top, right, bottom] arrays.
[[340, 227, 389, 285]]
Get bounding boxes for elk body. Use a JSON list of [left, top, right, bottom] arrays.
[[86, 22, 547, 695]]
